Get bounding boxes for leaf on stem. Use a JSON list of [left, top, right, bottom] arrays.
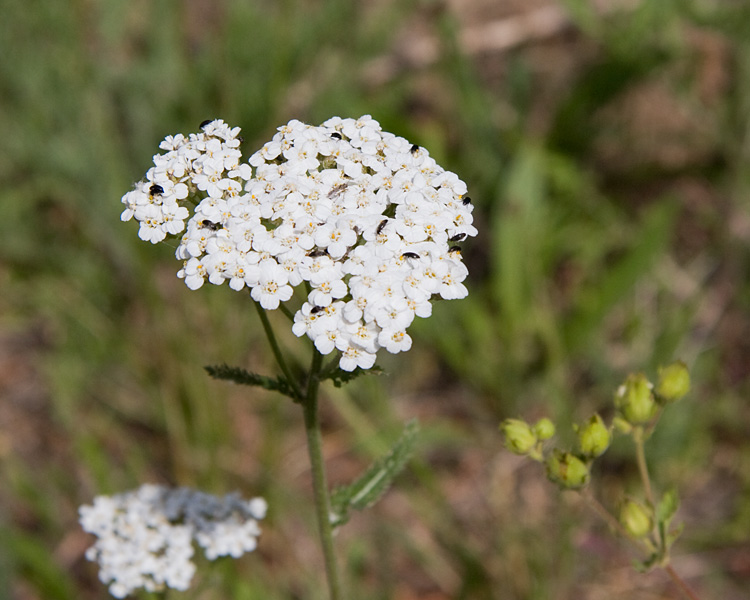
[[330, 419, 419, 527], [204, 364, 297, 399], [321, 363, 383, 388], [656, 488, 680, 526], [633, 553, 659, 573]]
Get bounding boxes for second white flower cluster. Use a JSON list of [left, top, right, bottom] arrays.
[[121, 115, 476, 370], [79, 484, 267, 598]]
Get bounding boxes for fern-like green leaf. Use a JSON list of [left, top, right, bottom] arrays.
[[204, 364, 297, 399], [330, 419, 419, 527]]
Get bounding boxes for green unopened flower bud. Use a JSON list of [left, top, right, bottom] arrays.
[[620, 498, 653, 539], [615, 373, 657, 425], [545, 450, 590, 489], [575, 414, 611, 458], [533, 417, 556, 441], [501, 419, 537, 455], [655, 361, 690, 403]]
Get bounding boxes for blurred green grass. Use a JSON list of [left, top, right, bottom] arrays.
[[2, 0, 750, 598]]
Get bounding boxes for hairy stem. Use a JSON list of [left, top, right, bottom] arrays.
[[302, 350, 342, 600]]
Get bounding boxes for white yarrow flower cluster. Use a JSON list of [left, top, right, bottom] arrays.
[[79, 484, 267, 598], [121, 116, 476, 371]]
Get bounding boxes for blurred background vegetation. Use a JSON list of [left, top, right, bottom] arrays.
[[1, 0, 749, 598]]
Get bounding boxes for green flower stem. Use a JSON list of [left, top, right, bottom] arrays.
[[254, 301, 303, 400], [301, 349, 343, 600], [633, 426, 655, 508]]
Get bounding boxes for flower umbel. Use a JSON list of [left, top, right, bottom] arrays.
[[121, 116, 476, 371], [79, 484, 267, 598]]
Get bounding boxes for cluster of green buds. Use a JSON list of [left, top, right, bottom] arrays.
[[500, 417, 555, 462], [500, 361, 691, 494], [500, 412, 611, 489], [547, 413, 612, 489], [501, 361, 693, 580], [614, 361, 690, 433]]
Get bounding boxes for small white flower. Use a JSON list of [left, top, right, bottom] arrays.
[[251, 260, 293, 309], [177, 258, 207, 290], [313, 327, 343, 355], [339, 344, 377, 371], [378, 328, 413, 354], [307, 263, 347, 307], [314, 222, 357, 259], [345, 320, 380, 354], [372, 297, 415, 331]]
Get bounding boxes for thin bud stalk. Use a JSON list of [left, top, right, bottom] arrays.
[[632, 427, 655, 508]]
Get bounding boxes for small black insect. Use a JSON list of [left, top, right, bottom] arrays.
[[401, 252, 420, 260], [328, 183, 349, 199], [330, 132, 342, 140], [376, 219, 388, 235], [410, 144, 419, 154], [462, 195, 472, 205], [200, 220, 222, 231], [310, 306, 325, 315], [448, 246, 462, 255], [199, 119, 212, 129], [308, 248, 329, 258], [449, 233, 466, 243], [149, 184, 164, 196], [237, 135, 244, 143]]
